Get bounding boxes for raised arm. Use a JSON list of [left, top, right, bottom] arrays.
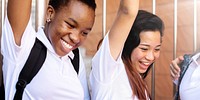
[[7, 0, 32, 45], [108, 0, 139, 60]]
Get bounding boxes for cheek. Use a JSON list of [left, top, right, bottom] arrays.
[[80, 35, 87, 41], [131, 50, 142, 62], [132, 49, 146, 57], [154, 52, 160, 59], [48, 24, 60, 41], [47, 27, 62, 50]]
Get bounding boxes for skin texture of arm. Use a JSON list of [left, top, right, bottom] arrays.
[[108, 0, 139, 60], [7, 0, 32, 46]]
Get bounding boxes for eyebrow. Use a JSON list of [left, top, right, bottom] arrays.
[[68, 18, 92, 31], [140, 43, 161, 47], [68, 18, 78, 25]]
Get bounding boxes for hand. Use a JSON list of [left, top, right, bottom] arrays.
[[170, 56, 184, 81]]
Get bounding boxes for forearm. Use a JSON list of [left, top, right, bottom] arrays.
[[119, 0, 139, 16]]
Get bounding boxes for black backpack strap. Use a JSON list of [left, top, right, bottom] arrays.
[[69, 48, 79, 74], [14, 38, 47, 100], [0, 75, 5, 100], [174, 54, 192, 100]]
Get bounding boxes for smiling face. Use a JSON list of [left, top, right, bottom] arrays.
[[45, 1, 95, 57], [130, 31, 161, 73]]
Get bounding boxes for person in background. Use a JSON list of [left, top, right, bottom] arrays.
[[170, 51, 200, 99], [2, 0, 96, 99], [89, 0, 165, 99]]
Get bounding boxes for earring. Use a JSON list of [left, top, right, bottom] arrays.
[[47, 18, 51, 23]]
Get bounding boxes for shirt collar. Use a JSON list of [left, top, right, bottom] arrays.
[[191, 53, 200, 66], [68, 51, 74, 59]]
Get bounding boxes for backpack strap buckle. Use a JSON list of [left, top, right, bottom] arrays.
[[16, 79, 27, 90]]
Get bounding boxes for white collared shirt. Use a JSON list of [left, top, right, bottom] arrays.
[[2, 15, 90, 100], [89, 34, 139, 100], [180, 53, 200, 100]]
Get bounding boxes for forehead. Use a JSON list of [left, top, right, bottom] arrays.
[[54, 1, 95, 26], [56, 0, 93, 12], [56, 1, 95, 17], [139, 31, 161, 45]]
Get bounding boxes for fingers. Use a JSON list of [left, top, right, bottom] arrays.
[[170, 64, 179, 80], [170, 56, 184, 80]]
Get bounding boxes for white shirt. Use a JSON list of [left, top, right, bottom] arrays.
[[89, 34, 138, 100], [1, 16, 90, 100], [180, 53, 200, 100]]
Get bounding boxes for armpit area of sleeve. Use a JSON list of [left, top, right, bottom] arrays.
[[91, 34, 124, 84]]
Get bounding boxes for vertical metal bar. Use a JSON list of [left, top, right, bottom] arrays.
[[151, 0, 156, 100], [35, 0, 47, 31], [102, 0, 106, 37], [152, 0, 156, 14], [173, 0, 178, 96], [0, 0, 6, 86], [193, 0, 197, 52], [173, 0, 177, 64], [1, 0, 5, 28]]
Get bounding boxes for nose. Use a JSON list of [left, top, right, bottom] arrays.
[[146, 51, 155, 61], [69, 31, 80, 44]]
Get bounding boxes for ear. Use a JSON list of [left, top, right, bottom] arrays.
[[46, 5, 55, 22]]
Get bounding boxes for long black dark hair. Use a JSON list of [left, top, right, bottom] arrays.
[[121, 10, 164, 100]]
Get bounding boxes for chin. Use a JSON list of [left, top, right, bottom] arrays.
[[138, 69, 147, 74]]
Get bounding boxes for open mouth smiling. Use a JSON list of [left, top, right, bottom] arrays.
[[61, 39, 73, 49]]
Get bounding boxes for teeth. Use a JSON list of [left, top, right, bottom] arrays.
[[143, 62, 150, 66], [62, 40, 73, 49]]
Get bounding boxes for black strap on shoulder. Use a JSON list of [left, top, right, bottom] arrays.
[[174, 54, 192, 100], [14, 38, 47, 100], [0, 75, 5, 100], [70, 48, 79, 74], [11, 38, 79, 100]]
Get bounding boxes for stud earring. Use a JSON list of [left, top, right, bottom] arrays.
[[47, 18, 51, 23]]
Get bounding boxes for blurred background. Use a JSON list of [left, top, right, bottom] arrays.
[[0, 0, 200, 100]]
